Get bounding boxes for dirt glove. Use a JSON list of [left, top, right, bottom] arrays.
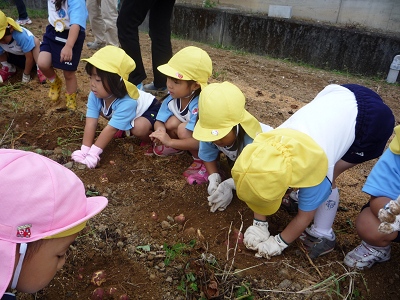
[[256, 234, 289, 258], [82, 145, 103, 169], [243, 219, 270, 250], [378, 195, 400, 234], [71, 145, 91, 164], [207, 178, 235, 212], [22, 73, 31, 83], [207, 173, 221, 196]]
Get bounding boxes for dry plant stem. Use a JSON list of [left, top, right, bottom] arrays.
[[11, 132, 26, 149], [36, 125, 84, 139], [0, 118, 14, 145], [297, 240, 323, 278]]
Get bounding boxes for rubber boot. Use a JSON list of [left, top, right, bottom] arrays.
[[65, 92, 77, 110], [48, 75, 62, 101]]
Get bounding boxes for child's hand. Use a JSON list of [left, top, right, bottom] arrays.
[[256, 234, 288, 258], [207, 173, 221, 195], [243, 220, 270, 250], [207, 178, 235, 212], [378, 195, 400, 234], [60, 45, 73, 62], [82, 145, 103, 169], [71, 145, 91, 163], [149, 130, 171, 146]]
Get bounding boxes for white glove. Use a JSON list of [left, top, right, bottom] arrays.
[[256, 234, 289, 258], [378, 195, 400, 234], [207, 178, 235, 212], [22, 73, 31, 83], [243, 220, 270, 250], [207, 173, 221, 196]]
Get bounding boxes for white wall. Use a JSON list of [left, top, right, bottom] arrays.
[[178, 0, 400, 34]]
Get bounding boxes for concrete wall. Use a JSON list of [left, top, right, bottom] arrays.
[[178, 0, 400, 34], [171, 4, 400, 79]]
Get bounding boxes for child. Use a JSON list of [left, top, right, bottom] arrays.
[[193, 81, 273, 212], [0, 149, 107, 299], [344, 125, 400, 269], [231, 84, 394, 259], [37, 0, 87, 110], [149, 46, 212, 185], [71, 46, 160, 169], [0, 10, 45, 83]]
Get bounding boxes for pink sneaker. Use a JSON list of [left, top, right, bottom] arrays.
[[153, 145, 183, 157], [183, 159, 203, 178], [114, 130, 126, 139], [37, 69, 47, 84], [0, 65, 16, 83], [186, 164, 209, 185]]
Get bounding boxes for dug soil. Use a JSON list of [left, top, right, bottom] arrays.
[[1, 17, 400, 300]]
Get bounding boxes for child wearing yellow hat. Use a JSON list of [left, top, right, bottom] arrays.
[[193, 81, 273, 212], [344, 125, 400, 269], [149, 46, 213, 185], [0, 10, 45, 83], [71, 46, 161, 169], [232, 84, 394, 259]]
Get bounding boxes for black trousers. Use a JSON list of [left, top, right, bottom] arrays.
[[117, 0, 176, 88]]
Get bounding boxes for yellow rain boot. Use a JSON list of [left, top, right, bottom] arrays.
[[65, 92, 77, 110], [48, 75, 62, 101]]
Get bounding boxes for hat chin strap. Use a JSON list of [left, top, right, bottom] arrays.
[[11, 243, 27, 289]]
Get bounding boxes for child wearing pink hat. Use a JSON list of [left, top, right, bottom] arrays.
[[0, 149, 108, 298]]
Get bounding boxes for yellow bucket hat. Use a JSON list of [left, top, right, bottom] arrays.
[[389, 125, 400, 154], [193, 81, 262, 141], [232, 128, 328, 216], [0, 10, 22, 39], [81, 45, 139, 99], [157, 46, 212, 89]]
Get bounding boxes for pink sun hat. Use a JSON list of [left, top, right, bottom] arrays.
[[0, 149, 108, 296]]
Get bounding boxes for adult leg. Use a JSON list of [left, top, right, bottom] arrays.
[[102, 0, 119, 46], [87, 0, 105, 44], [148, 0, 175, 88], [117, 0, 156, 85], [14, 0, 28, 20]]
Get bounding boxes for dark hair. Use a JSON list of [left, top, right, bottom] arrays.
[[236, 124, 246, 157], [55, 0, 66, 11], [85, 63, 128, 99], [3, 26, 11, 37]]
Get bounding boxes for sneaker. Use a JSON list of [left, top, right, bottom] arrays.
[[37, 69, 46, 84], [48, 75, 62, 101], [143, 82, 167, 93], [16, 18, 32, 25], [114, 130, 126, 139], [0, 65, 16, 83], [299, 228, 336, 259], [87, 41, 106, 50], [183, 159, 203, 178], [186, 164, 209, 185], [140, 141, 155, 156], [153, 145, 183, 157], [281, 189, 299, 214], [344, 241, 391, 269]]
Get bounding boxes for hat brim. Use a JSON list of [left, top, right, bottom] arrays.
[[193, 123, 232, 142], [158, 64, 182, 80], [0, 240, 16, 296], [245, 197, 282, 216]]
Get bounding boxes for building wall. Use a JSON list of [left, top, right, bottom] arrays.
[[177, 0, 400, 34]]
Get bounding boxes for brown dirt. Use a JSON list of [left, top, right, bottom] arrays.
[[1, 17, 400, 300]]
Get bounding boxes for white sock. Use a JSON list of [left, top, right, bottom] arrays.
[[311, 187, 339, 239]]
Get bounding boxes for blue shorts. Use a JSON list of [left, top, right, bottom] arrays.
[[361, 202, 400, 242], [40, 24, 85, 71], [341, 84, 394, 164], [141, 99, 161, 129]]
